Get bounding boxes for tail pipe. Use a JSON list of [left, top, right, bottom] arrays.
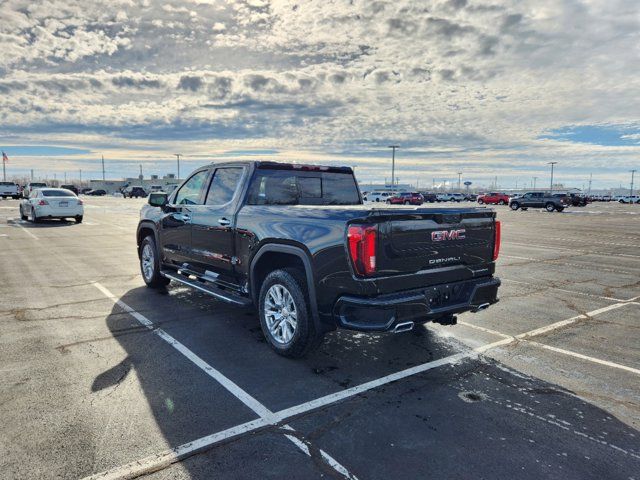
[[392, 321, 415, 333], [472, 302, 491, 313]]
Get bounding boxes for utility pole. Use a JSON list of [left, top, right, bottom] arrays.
[[494, 176, 498, 190], [174, 153, 182, 179], [457, 172, 462, 192], [139, 164, 143, 178], [588, 173, 592, 197], [30, 169, 34, 181], [79, 169, 82, 185], [533, 176, 537, 189], [388, 145, 399, 189], [101, 155, 105, 181], [631, 169, 637, 199], [64, 172, 67, 183], [547, 162, 558, 195]]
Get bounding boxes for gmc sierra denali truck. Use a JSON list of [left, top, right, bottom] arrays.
[[137, 161, 501, 357]]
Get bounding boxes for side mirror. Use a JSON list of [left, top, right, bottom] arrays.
[[148, 192, 168, 208]]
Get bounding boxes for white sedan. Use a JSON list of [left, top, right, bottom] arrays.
[[19, 188, 84, 223]]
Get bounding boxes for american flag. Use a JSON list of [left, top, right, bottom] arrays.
[[1, 151, 7, 163]]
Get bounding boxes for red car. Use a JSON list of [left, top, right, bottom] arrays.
[[477, 192, 510, 205], [386, 192, 424, 205]]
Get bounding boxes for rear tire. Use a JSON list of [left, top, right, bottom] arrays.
[[140, 236, 170, 288], [75, 215, 83, 223], [556, 207, 564, 212], [30, 207, 39, 223], [259, 268, 323, 358], [19, 205, 27, 221], [477, 199, 484, 204], [498, 200, 506, 205], [545, 203, 556, 212], [510, 202, 520, 211]]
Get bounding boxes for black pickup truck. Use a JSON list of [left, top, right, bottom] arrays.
[[137, 161, 501, 357]]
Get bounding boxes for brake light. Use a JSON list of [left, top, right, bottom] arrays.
[[493, 220, 501, 261], [347, 224, 377, 275], [37, 200, 49, 206], [77, 199, 83, 205]]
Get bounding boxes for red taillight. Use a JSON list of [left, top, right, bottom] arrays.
[[77, 199, 83, 205], [493, 220, 501, 261], [347, 224, 377, 276], [37, 200, 48, 206]]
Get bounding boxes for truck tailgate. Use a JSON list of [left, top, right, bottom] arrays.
[[374, 209, 496, 275]]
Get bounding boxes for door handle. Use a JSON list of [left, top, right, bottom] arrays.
[[172, 212, 190, 222], [218, 217, 231, 226], [181, 214, 191, 222]]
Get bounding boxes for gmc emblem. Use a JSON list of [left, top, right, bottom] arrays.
[[431, 229, 466, 241]]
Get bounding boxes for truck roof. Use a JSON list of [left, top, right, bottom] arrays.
[[209, 160, 353, 174]]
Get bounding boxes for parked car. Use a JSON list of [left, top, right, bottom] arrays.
[[22, 182, 48, 198], [0, 181, 21, 199], [477, 192, 510, 205], [19, 188, 84, 223], [618, 195, 640, 204], [86, 189, 107, 196], [124, 186, 148, 198], [465, 193, 478, 202], [419, 192, 438, 203], [436, 192, 466, 202], [555, 192, 588, 207], [150, 185, 163, 192], [80, 187, 93, 194], [60, 184, 79, 195], [509, 191, 569, 212], [386, 192, 424, 205], [137, 161, 501, 357], [363, 191, 396, 202]]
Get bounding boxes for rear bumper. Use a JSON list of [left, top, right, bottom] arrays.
[[332, 277, 500, 332]]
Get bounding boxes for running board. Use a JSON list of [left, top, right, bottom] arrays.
[[161, 270, 252, 307]]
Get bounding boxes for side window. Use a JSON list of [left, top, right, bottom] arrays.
[[174, 170, 209, 205], [205, 168, 244, 205]]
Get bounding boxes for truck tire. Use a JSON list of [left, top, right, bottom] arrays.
[[259, 268, 323, 358], [510, 202, 520, 211], [477, 199, 484, 204], [139, 235, 170, 288], [545, 203, 556, 212], [498, 200, 506, 205]]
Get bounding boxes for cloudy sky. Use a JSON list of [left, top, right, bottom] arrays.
[[1, 0, 639, 189]]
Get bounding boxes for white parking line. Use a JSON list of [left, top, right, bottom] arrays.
[[526, 341, 640, 376], [11, 222, 39, 239], [91, 282, 358, 480], [84, 293, 637, 479], [506, 242, 640, 259], [83, 418, 269, 480], [501, 278, 625, 302]]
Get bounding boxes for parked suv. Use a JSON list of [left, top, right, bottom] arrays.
[[364, 191, 395, 202], [618, 195, 640, 204], [437, 192, 466, 202], [477, 192, 510, 205], [386, 192, 424, 205], [0, 181, 21, 199], [124, 186, 147, 198], [509, 192, 568, 212], [137, 161, 501, 357]]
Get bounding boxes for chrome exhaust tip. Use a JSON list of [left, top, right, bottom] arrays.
[[472, 302, 491, 313], [393, 321, 415, 333]]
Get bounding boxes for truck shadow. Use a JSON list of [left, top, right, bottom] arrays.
[[91, 286, 640, 479]]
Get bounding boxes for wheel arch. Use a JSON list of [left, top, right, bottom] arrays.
[[136, 221, 159, 258], [249, 243, 320, 329]]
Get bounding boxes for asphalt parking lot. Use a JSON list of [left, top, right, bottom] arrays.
[[1, 197, 638, 479]]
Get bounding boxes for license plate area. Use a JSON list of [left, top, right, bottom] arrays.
[[59, 201, 69, 207]]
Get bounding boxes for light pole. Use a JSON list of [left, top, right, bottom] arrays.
[[101, 155, 105, 181], [547, 162, 557, 195], [457, 172, 462, 192], [388, 145, 399, 188], [174, 153, 182, 179], [533, 176, 537, 189], [588, 173, 592, 197], [631, 169, 637, 200]]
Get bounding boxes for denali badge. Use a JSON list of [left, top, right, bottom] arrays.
[[431, 229, 466, 241]]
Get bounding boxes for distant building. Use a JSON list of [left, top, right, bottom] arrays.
[[89, 174, 181, 194]]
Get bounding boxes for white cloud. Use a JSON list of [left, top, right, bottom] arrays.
[[0, 0, 639, 186]]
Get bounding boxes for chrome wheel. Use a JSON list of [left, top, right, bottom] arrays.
[[264, 284, 298, 344], [141, 243, 155, 281]]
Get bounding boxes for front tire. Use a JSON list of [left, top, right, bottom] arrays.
[[498, 200, 506, 205], [478, 199, 484, 204], [140, 236, 170, 288], [510, 202, 520, 211], [259, 268, 323, 358]]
